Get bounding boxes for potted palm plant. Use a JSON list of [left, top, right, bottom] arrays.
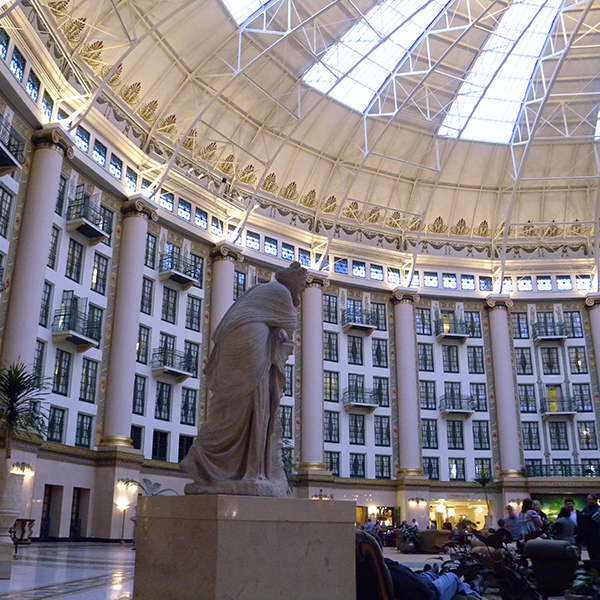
[[566, 568, 600, 600], [0, 363, 47, 579], [398, 523, 422, 553]]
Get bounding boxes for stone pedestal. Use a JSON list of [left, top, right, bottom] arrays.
[[133, 495, 355, 600]]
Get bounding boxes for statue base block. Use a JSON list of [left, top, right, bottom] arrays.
[[133, 494, 356, 600]]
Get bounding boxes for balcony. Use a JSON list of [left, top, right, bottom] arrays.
[[540, 397, 577, 418], [434, 319, 471, 342], [52, 309, 101, 351], [0, 113, 26, 176], [439, 395, 476, 417], [341, 309, 377, 334], [342, 387, 378, 413], [66, 195, 112, 244], [152, 348, 198, 382], [532, 322, 568, 344], [524, 464, 600, 478], [158, 254, 201, 289]]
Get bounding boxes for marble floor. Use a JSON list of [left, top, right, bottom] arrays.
[[0, 543, 134, 600]]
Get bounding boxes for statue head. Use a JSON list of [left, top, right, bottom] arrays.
[[275, 261, 307, 307]]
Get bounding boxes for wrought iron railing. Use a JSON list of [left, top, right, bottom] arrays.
[[0, 112, 26, 164], [158, 253, 202, 280], [540, 398, 576, 414], [341, 309, 377, 327], [52, 308, 102, 341], [152, 347, 197, 375], [434, 319, 471, 336], [439, 395, 477, 412], [66, 195, 112, 235], [532, 322, 567, 339], [342, 387, 378, 405], [524, 464, 600, 477]]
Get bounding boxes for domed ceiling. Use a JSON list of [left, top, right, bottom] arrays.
[[8, 0, 600, 264]]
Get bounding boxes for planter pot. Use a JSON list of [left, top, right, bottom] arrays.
[[0, 472, 24, 579], [399, 541, 416, 553]]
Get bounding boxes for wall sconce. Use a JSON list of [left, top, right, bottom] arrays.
[[11, 462, 34, 477], [117, 478, 137, 491], [436, 503, 446, 514], [311, 489, 333, 500], [508, 499, 521, 508], [408, 497, 426, 506]]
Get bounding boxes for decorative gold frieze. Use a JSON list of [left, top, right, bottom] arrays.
[[300, 189, 317, 208], [321, 195, 337, 214], [137, 100, 159, 123], [119, 81, 141, 106], [217, 154, 235, 175], [281, 181, 298, 201], [260, 172, 278, 194], [237, 164, 257, 185]]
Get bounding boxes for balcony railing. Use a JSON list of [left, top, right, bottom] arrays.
[[158, 254, 201, 287], [532, 322, 567, 342], [341, 309, 377, 333], [540, 398, 577, 415], [66, 196, 112, 242], [342, 387, 379, 412], [0, 112, 26, 172], [152, 348, 198, 380], [434, 319, 471, 340], [524, 464, 600, 478], [52, 308, 102, 348], [439, 395, 476, 414]]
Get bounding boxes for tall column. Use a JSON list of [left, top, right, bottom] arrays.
[[2, 126, 73, 367], [209, 242, 242, 340], [585, 294, 600, 387], [298, 272, 328, 473], [486, 295, 522, 477], [391, 288, 422, 476], [101, 196, 158, 447]]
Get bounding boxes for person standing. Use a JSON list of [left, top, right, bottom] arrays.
[[532, 500, 550, 534], [520, 498, 543, 540], [504, 504, 522, 541], [552, 507, 577, 545], [579, 494, 600, 559]]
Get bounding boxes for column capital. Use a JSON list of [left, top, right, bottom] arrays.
[[306, 270, 330, 288], [122, 194, 159, 221], [485, 294, 513, 310], [210, 240, 244, 263], [390, 287, 420, 304], [31, 125, 74, 158], [585, 293, 600, 309]]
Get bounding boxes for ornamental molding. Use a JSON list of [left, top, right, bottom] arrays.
[[210, 241, 243, 263], [306, 270, 330, 288], [31, 125, 74, 158], [122, 194, 158, 221], [486, 295, 513, 309], [585, 293, 600, 308], [390, 287, 420, 304]]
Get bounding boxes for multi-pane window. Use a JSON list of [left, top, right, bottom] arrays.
[[348, 336, 363, 365], [324, 332, 339, 362], [79, 359, 98, 403], [417, 343, 434, 371], [185, 296, 202, 331], [372, 377, 389, 407], [53, 349, 72, 396], [324, 410, 339, 443], [137, 325, 150, 364], [152, 431, 169, 461], [0, 188, 12, 239], [323, 294, 338, 324], [347, 299, 363, 323], [109, 155, 123, 179], [442, 345, 459, 373], [564, 311, 583, 338], [374, 416, 390, 446], [184, 341, 200, 377], [140, 277, 154, 315], [415, 308, 432, 335], [246, 231, 260, 250], [349, 414, 365, 445], [472, 421, 490, 450], [155, 382, 172, 421], [582, 459, 600, 476], [511, 313, 529, 339], [423, 457, 439, 480], [55, 176, 67, 215], [48, 226, 60, 269], [283, 364, 293, 396], [123, 167, 138, 191], [549, 422, 569, 450], [178, 199, 192, 221], [190, 253, 204, 287], [33, 340, 46, 384], [569, 347, 588, 374], [40, 282, 53, 327], [524, 458, 543, 477], [372, 303, 387, 331], [419, 381, 436, 410], [475, 458, 492, 478], [518, 384, 536, 412], [145, 234, 157, 268], [98, 206, 113, 246], [515, 348, 533, 375], [0, 27, 8, 59], [348, 374, 365, 402], [465, 312, 482, 338], [195, 208, 208, 229], [75, 126, 90, 152], [75, 414, 93, 448], [92, 140, 107, 166], [522, 422, 541, 450], [447, 421, 464, 450], [10, 47, 26, 81], [470, 383, 488, 411], [159, 191, 174, 211], [552, 459, 572, 476], [372, 339, 388, 368], [234, 271, 246, 300], [280, 405, 293, 439], [323, 371, 339, 402], [421, 419, 438, 449], [573, 384, 593, 411], [349, 453, 366, 478], [281, 243, 295, 261], [467, 346, 485, 374], [133, 375, 146, 415], [448, 458, 466, 481], [161, 287, 178, 323], [130, 425, 143, 451], [324, 451, 340, 476], [91, 253, 109, 295], [375, 455, 391, 479], [47, 407, 66, 443], [180, 388, 197, 426], [541, 347, 560, 375], [65, 239, 84, 282], [578, 422, 598, 451], [178, 435, 194, 462], [264, 236, 278, 256], [334, 257, 348, 274]]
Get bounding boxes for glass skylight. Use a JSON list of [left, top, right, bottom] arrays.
[[438, 0, 563, 143], [223, 0, 268, 24], [303, 0, 452, 112]]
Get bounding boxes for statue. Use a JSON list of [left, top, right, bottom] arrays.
[[180, 261, 307, 497]]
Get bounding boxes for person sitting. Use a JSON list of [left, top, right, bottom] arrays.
[[494, 519, 513, 544]]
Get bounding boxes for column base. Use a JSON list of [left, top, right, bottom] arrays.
[[297, 462, 327, 473], [500, 469, 523, 478], [98, 435, 133, 448]]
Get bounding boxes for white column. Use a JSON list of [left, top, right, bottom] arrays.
[[2, 127, 73, 367], [585, 294, 600, 387], [209, 242, 242, 340], [298, 273, 328, 472], [101, 197, 157, 447], [391, 288, 422, 476], [486, 295, 522, 477]]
